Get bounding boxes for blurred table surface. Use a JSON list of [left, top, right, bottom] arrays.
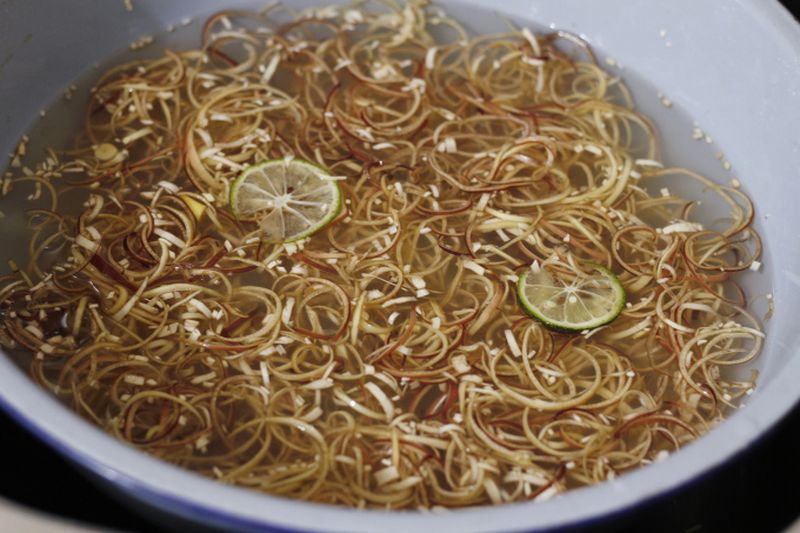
[[2, 1, 800, 532]]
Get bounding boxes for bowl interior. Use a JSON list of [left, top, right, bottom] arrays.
[[0, 1, 797, 532]]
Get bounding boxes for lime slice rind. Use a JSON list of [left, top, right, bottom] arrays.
[[230, 159, 342, 243], [517, 263, 626, 333]]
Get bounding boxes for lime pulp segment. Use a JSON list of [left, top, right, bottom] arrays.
[[230, 159, 342, 243], [517, 263, 626, 332]]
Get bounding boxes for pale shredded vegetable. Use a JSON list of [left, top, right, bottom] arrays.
[[0, 0, 764, 509]]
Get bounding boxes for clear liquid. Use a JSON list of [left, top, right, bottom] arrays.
[[0, 1, 772, 507]]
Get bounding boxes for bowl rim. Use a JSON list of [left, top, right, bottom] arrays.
[[0, 0, 798, 531]]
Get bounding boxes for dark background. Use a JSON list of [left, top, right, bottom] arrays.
[[2, 2, 799, 532]]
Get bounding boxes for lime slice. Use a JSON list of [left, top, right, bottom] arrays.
[[517, 262, 625, 332], [230, 158, 342, 243]]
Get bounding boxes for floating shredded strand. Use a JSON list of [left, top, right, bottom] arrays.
[[0, 1, 764, 510]]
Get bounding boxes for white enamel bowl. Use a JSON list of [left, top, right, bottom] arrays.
[[0, 1, 798, 531]]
